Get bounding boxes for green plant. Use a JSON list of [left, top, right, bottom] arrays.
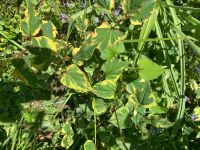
[[1, 0, 200, 149]]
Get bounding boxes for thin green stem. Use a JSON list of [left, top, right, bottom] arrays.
[[114, 106, 128, 150], [93, 98, 97, 148], [53, 93, 73, 121], [123, 36, 192, 43]]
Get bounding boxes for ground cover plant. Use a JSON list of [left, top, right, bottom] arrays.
[[1, 0, 200, 149]]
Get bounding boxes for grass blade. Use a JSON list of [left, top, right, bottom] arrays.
[[133, 8, 159, 66], [166, 0, 185, 142]]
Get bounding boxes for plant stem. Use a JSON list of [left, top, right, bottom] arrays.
[[114, 106, 128, 150], [93, 98, 97, 148]]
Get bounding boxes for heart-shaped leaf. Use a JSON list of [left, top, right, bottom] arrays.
[[138, 56, 165, 80], [93, 80, 117, 99], [20, 1, 42, 36], [102, 59, 127, 81], [61, 64, 92, 92]]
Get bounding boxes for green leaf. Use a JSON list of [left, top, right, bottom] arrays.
[[121, 0, 156, 22], [138, 56, 165, 80], [61, 121, 74, 149], [12, 59, 45, 88], [61, 64, 92, 92], [73, 43, 97, 63], [109, 106, 131, 129], [31, 36, 57, 52], [194, 107, 200, 121], [41, 21, 58, 39], [150, 115, 173, 128], [92, 98, 109, 115], [84, 140, 95, 150], [23, 110, 38, 124], [100, 42, 125, 60], [20, 1, 42, 36], [128, 79, 154, 106], [196, 87, 200, 99], [93, 80, 117, 99], [149, 105, 166, 114], [25, 36, 57, 71], [102, 59, 127, 81], [196, 132, 200, 139], [97, 0, 115, 10], [131, 107, 146, 125], [137, 9, 158, 50], [93, 23, 126, 51]]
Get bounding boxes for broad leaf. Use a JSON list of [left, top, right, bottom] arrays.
[[93, 23, 126, 51], [25, 36, 57, 71], [121, 0, 156, 23], [150, 115, 173, 128], [194, 107, 200, 121], [31, 36, 57, 52], [21, 1, 42, 36], [102, 59, 127, 81], [41, 21, 58, 39], [93, 80, 116, 99], [92, 98, 109, 115], [73, 43, 97, 63], [149, 104, 166, 114], [138, 56, 165, 80], [109, 106, 131, 129], [61, 64, 92, 92], [131, 106, 146, 125], [61, 121, 74, 149], [12, 59, 45, 88], [128, 79, 154, 106], [84, 140, 95, 150], [100, 42, 125, 60], [97, 0, 115, 10], [196, 87, 200, 99]]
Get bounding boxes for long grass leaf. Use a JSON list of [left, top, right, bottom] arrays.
[[166, 0, 185, 142], [171, 23, 200, 56]]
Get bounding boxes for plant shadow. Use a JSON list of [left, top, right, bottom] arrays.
[[0, 81, 51, 122]]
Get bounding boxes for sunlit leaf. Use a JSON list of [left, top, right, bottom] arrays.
[[41, 21, 58, 39], [109, 106, 131, 129], [121, 0, 156, 23], [131, 106, 146, 125], [100, 42, 125, 60], [25, 36, 57, 71], [20, 1, 42, 36], [196, 87, 200, 99], [102, 59, 127, 81], [31, 36, 57, 52], [93, 80, 117, 99], [92, 98, 109, 115], [149, 104, 166, 114], [194, 107, 200, 121], [138, 56, 165, 80], [97, 0, 115, 10], [73, 43, 97, 63], [93, 23, 126, 51], [61, 64, 92, 92], [84, 140, 95, 150], [128, 79, 154, 106], [150, 115, 173, 128], [61, 121, 74, 149]]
